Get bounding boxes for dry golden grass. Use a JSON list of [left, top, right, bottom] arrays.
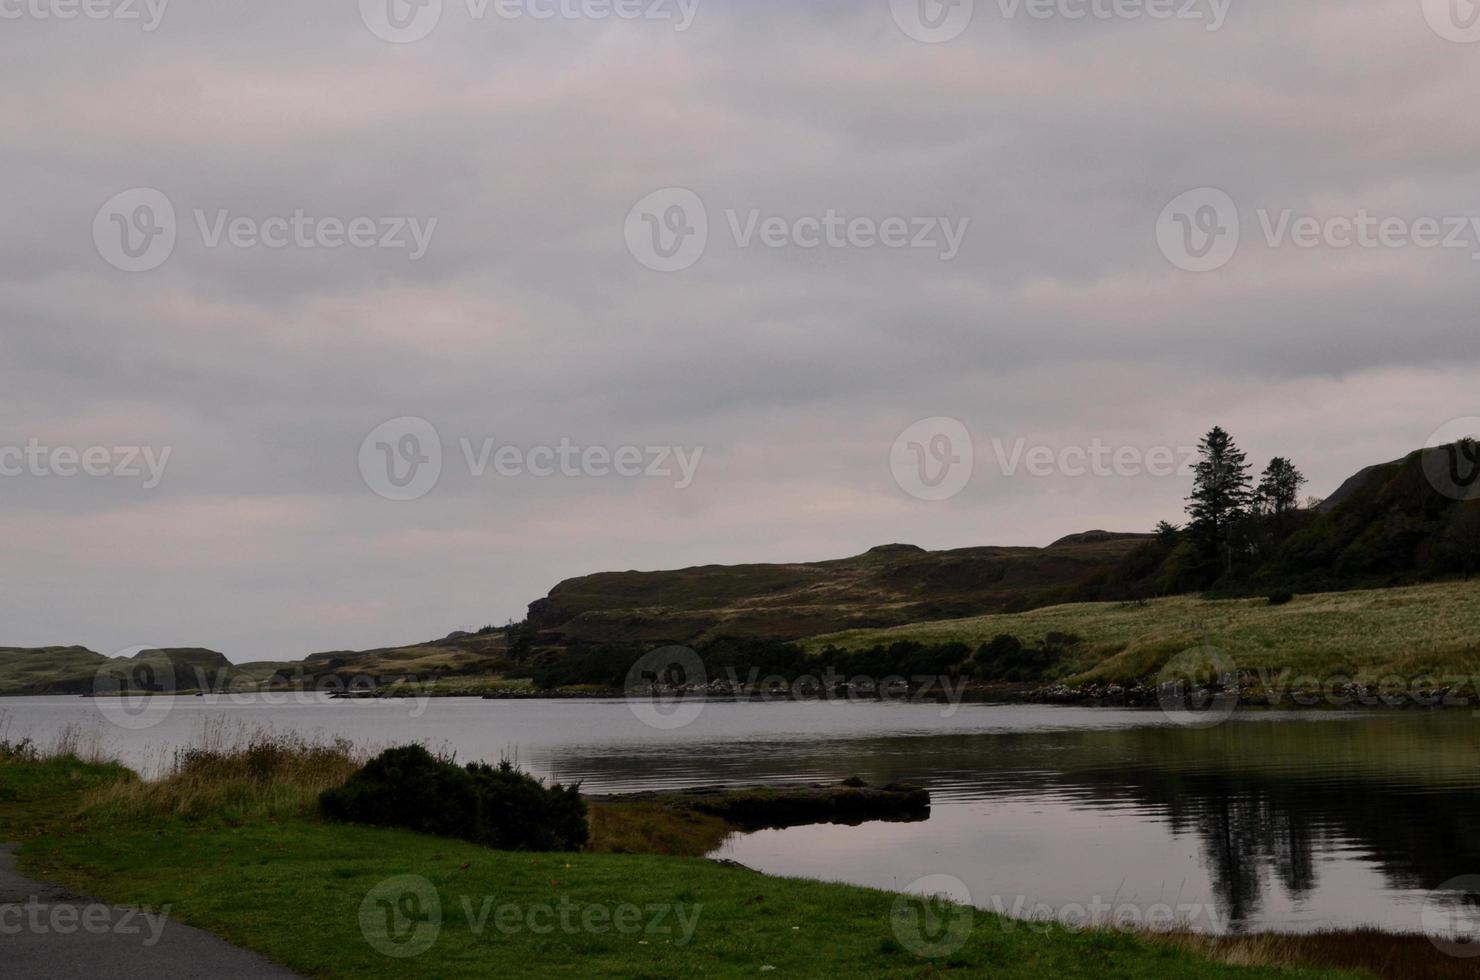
[[1161, 928, 1477, 980], [80, 719, 367, 825], [586, 801, 732, 857]]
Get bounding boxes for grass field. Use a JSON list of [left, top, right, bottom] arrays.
[[0, 739, 1366, 980], [805, 581, 1480, 687]]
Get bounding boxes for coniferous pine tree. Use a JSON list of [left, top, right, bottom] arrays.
[[1255, 457, 1307, 516], [1186, 426, 1253, 571]]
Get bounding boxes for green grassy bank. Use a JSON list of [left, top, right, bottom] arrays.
[[0, 747, 1364, 980]]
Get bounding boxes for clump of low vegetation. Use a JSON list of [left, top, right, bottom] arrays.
[[972, 632, 1083, 682], [586, 801, 732, 856], [81, 723, 363, 825], [320, 744, 588, 852], [0, 737, 37, 763]]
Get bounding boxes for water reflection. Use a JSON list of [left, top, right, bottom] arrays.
[[3, 697, 1476, 932], [598, 715, 1480, 934]]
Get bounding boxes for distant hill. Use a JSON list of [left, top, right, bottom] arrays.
[[525, 534, 1153, 647], [0, 646, 110, 695], [0, 646, 235, 696], [1260, 443, 1480, 589], [5, 442, 1475, 695]]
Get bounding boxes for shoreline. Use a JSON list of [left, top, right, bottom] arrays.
[[5, 681, 1477, 711]]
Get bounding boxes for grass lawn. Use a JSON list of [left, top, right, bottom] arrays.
[[19, 818, 1361, 980], [804, 582, 1480, 686], [0, 752, 134, 840], [0, 755, 1360, 980]]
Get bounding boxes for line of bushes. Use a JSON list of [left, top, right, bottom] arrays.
[[514, 633, 1085, 691]]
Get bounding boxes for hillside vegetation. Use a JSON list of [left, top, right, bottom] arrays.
[[4, 442, 1477, 697], [525, 534, 1151, 646], [807, 581, 1480, 688]]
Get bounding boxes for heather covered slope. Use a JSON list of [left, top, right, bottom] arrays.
[[525, 533, 1153, 646]]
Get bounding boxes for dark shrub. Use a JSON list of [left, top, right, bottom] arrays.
[[973, 635, 1025, 681], [975, 634, 1023, 668], [974, 632, 1082, 683], [1267, 591, 1295, 606], [320, 745, 588, 852]]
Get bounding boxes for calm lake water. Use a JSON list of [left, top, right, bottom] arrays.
[[3, 696, 1477, 936]]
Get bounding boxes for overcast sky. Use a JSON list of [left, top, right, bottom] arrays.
[[2, 0, 1477, 661]]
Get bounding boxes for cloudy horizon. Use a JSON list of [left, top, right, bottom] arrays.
[[3, 0, 1478, 662]]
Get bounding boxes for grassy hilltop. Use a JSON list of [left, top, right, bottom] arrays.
[[524, 534, 1151, 647]]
